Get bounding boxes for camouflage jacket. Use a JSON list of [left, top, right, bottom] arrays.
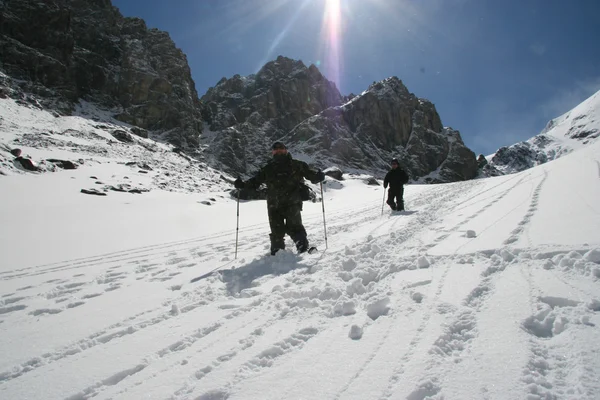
[[246, 153, 320, 207]]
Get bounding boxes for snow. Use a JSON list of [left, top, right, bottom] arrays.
[[486, 89, 600, 174], [1, 98, 600, 399]]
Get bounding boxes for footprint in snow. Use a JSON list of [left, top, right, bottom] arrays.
[[30, 308, 62, 316]]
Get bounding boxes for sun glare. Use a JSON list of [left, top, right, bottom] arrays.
[[321, 0, 343, 88]]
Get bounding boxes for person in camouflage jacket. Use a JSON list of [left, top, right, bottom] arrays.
[[235, 142, 325, 255]]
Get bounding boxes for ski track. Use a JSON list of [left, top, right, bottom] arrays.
[[379, 171, 546, 399], [0, 190, 404, 398], [156, 178, 479, 398], [101, 179, 482, 399], [326, 181, 487, 399], [2, 170, 599, 399], [503, 170, 547, 246]]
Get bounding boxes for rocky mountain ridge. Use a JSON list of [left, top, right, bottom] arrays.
[[1, 0, 202, 147], [201, 57, 478, 182], [1, 0, 480, 183], [481, 89, 600, 175]]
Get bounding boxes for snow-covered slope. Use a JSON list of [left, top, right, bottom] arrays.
[[1, 99, 600, 399], [0, 99, 227, 193], [486, 89, 600, 174]]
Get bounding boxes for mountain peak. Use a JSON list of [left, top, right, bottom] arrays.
[[484, 89, 600, 175]]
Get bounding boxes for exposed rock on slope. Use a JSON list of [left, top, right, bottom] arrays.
[[202, 60, 477, 182], [0, 0, 202, 147]]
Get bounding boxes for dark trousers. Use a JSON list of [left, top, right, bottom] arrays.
[[268, 203, 308, 254], [387, 187, 404, 211]]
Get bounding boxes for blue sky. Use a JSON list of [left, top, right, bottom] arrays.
[[112, 0, 600, 155]]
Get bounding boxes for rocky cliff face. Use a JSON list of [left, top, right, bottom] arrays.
[[285, 77, 477, 182], [200, 56, 343, 174], [0, 0, 202, 147], [203, 64, 478, 182], [1, 2, 478, 183]]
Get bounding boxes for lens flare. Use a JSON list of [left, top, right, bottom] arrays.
[[257, 0, 312, 71], [320, 0, 343, 88]]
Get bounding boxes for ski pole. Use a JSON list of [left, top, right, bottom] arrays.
[[381, 187, 386, 216], [320, 181, 328, 249], [235, 188, 240, 259]]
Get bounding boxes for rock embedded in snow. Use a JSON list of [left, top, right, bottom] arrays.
[[81, 188, 107, 196], [364, 176, 379, 186], [349, 324, 363, 340], [324, 167, 343, 180], [466, 230, 477, 238], [367, 297, 390, 320]]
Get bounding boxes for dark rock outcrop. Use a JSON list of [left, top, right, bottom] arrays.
[[283, 76, 477, 182], [324, 167, 343, 181], [200, 56, 343, 175], [46, 159, 78, 169], [202, 63, 478, 183], [0, 0, 203, 147]]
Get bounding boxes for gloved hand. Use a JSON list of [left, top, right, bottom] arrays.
[[314, 170, 325, 183], [234, 177, 245, 189]]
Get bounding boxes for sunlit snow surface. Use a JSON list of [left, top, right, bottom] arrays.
[[1, 98, 600, 400]]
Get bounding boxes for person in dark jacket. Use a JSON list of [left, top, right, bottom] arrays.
[[234, 142, 325, 255], [383, 158, 409, 211]]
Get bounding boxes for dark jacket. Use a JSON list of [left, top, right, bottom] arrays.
[[246, 153, 320, 207], [384, 167, 409, 190]]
